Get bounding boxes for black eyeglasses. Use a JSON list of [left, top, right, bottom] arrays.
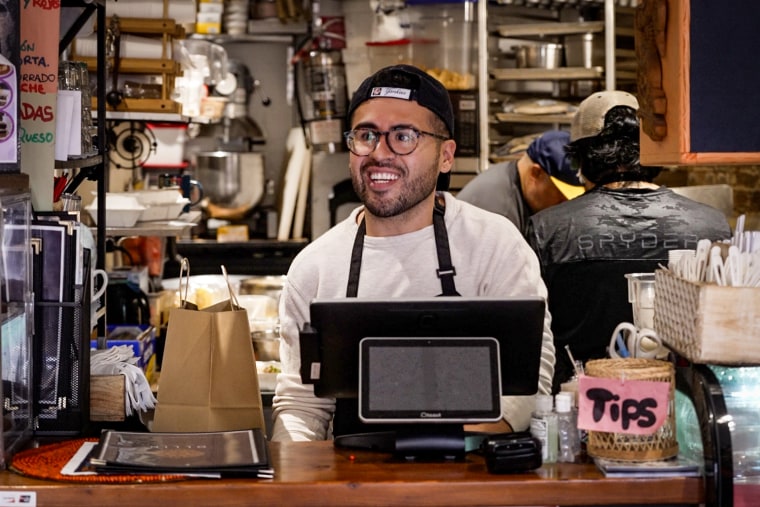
[[344, 127, 449, 156]]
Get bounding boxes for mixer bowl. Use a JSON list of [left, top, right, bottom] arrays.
[[193, 151, 265, 208]]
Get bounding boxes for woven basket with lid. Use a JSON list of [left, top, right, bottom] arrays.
[[584, 358, 679, 461]]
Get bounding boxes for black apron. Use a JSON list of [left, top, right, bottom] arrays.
[[334, 194, 459, 438]]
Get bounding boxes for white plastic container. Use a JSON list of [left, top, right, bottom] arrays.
[[625, 272, 656, 329], [407, 0, 475, 80], [132, 189, 190, 221], [530, 394, 558, 464], [366, 39, 437, 73], [85, 193, 145, 227], [143, 123, 187, 168], [556, 392, 581, 463]]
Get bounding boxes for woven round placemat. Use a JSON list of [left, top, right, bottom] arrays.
[[10, 438, 185, 484]]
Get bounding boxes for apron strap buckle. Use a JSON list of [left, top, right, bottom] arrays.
[[437, 267, 457, 278]]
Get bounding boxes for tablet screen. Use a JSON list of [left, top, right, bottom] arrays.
[[358, 337, 502, 423]]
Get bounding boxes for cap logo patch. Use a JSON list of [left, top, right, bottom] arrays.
[[370, 86, 412, 100]]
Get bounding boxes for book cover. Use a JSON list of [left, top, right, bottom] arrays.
[[89, 429, 272, 478]]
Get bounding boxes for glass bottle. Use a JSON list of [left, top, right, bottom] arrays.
[[530, 394, 558, 464], [560, 360, 587, 459]]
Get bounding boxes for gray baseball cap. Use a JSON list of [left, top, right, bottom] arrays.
[[570, 91, 639, 142]]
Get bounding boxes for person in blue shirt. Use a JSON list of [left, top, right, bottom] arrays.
[[458, 130, 584, 236]]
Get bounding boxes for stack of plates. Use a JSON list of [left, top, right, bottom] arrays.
[[224, 0, 249, 35]]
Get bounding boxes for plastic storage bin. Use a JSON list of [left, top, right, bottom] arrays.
[[366, 39, 437, 74], [406, 0, 476, 89]]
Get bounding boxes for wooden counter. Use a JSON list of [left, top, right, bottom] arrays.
[[0, 441, 704, 506]]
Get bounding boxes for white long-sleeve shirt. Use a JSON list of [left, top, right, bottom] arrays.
[[271, 192, 555, 441]]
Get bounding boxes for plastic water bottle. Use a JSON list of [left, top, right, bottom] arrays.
[[556, 392, 581, 463], [530, 394, 558, 463]]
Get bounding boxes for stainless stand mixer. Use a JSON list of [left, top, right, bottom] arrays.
[[185, 60, 273, 230]]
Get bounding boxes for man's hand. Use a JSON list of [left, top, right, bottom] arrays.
[[464, 420, 513, 433]]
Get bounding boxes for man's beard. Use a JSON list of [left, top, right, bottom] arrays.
[[352, 152, 441, 218]]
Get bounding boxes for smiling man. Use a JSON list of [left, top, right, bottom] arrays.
[[271, 65, 555, 442]]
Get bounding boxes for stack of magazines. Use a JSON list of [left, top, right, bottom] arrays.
[[85, 429, 273, 478], [594, 455, 701, 478]]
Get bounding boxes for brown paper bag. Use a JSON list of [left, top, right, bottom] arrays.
[[152, 262, 264, 432]]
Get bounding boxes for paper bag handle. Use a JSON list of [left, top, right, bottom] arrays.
[[221, 265, 239, 309], [179, 257, 191, 307]]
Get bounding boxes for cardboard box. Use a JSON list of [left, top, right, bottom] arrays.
[[92, 325, 157, 382], [196, 11, 222, 34]]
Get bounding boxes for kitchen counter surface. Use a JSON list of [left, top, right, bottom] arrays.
[[0, 440, 704, 506]]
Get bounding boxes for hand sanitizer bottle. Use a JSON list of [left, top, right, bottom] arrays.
[[556, 392, 581, 463], [530, 394, 558, 464]]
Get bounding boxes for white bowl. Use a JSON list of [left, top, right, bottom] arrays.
[[257, 361, 281, 392]]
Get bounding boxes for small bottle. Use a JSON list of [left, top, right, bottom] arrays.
[[556, 392, 581, 463], [530, 394, 558, 464], [560, 360, 587, 460]]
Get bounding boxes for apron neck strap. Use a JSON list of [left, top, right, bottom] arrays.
[[346, 194, 459, 297]]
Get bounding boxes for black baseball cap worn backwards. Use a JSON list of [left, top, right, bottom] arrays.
[[347, 64, 455, 138]]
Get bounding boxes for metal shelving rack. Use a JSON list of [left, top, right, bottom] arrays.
[[476, 0, 621, 172], [59, 0, 107, 335]]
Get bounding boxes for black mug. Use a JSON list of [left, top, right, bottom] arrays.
[[106, 279, 151, 326]]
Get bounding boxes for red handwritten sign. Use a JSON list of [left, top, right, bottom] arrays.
[[577, 374, 670, 435], [20, 0, 60, 210]]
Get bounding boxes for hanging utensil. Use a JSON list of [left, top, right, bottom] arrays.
[[106, 15, 124, 108]]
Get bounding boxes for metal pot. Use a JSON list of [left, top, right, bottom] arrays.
[[252, 333, 280, 362], [564, 33, 604, 68], [239, 275, 286, 301], [513, 43, 564, 69], [193, 151, 265, 209]]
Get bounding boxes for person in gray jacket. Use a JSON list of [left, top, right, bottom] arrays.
[[458, 130, 584, 236]]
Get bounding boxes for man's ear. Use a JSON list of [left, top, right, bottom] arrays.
[[529, 162, 547, 181], [439, 139, 457, 174]]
